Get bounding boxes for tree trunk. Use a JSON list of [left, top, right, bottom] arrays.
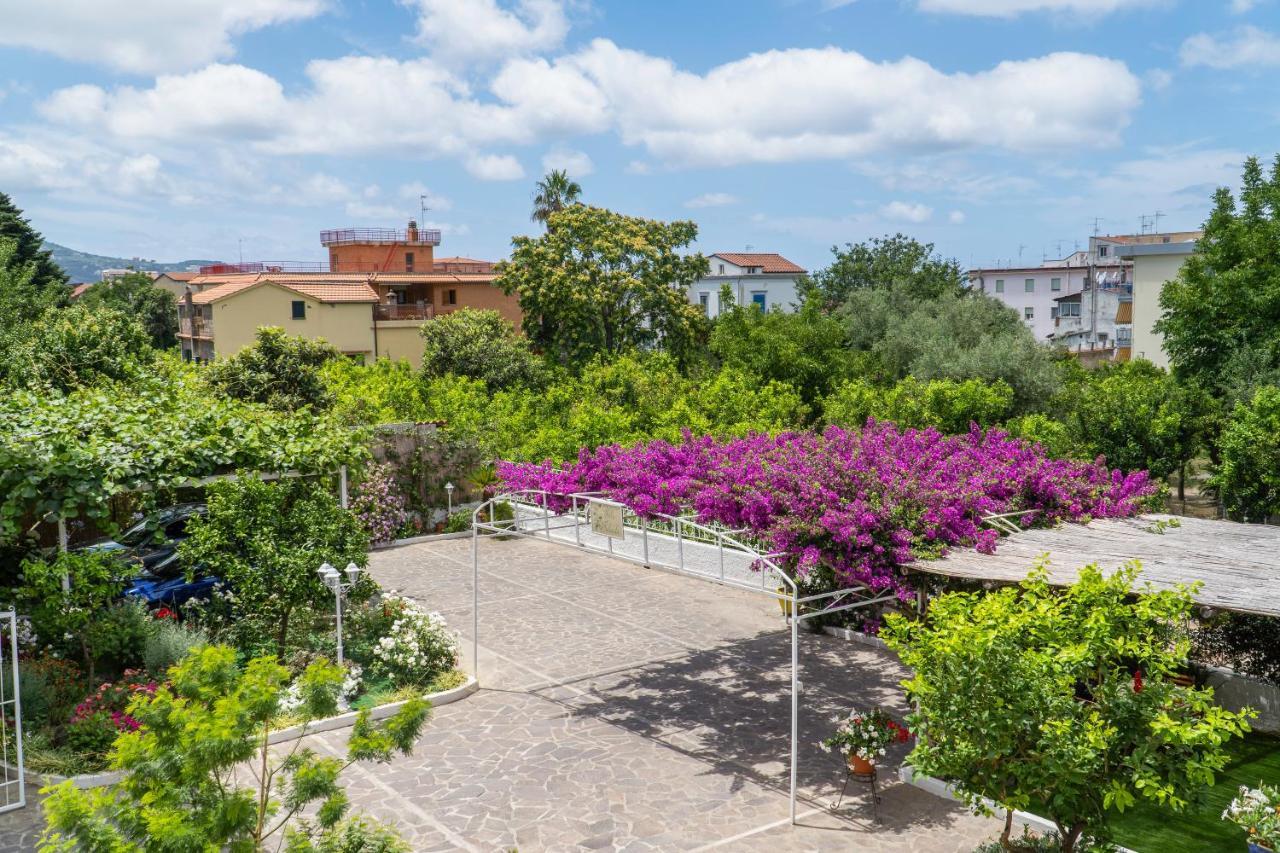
[[1061, 824, 1084, 853], [1178, 461, 1187, 502], [999, 808, 1014, 850]]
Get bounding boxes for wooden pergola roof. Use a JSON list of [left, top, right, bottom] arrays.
[[905, 514, 1280, 618]]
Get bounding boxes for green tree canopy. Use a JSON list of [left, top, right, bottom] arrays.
[[420, 307, 545, 390], [531, 168, 583, 226], [803, 233, 964, 306], [1065, 359, 1209, 482], [823, 376, 1014, 435], [497, 205, 710, 368], [709, 298, 859, 406], [1214, 385, 1280, 522], [883, 562, 1252, 853], [78, 271, 179, 350], [1157, 154, 1280, 395], [2, 301, 153, 392], [179, 477, 370, 654], [0, 238, 61, 368], [204, 326, 341, 411], [0, 191, 67, 292], [40, 644, 425, 852]]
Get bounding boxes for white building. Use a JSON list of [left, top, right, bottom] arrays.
[[689, 252, 807, 318], [967, 252, 1127, 341]]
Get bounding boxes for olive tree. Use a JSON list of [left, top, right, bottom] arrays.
[[882, 562, 1252, 852]]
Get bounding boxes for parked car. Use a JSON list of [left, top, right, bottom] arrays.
[[76, 503, 220, 606]]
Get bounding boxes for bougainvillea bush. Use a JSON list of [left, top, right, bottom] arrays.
[[498, 421, 1157, 599]]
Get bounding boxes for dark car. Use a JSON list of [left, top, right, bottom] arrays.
[[77, 504, 220, 606]]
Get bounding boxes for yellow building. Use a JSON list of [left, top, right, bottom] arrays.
[[1119, 236, 1201, 369], [176, 224, 520, 367]]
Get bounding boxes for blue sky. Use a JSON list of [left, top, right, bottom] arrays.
[[0, 0, 1276, 273]]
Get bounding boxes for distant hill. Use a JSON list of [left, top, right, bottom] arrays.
[[44, 241, 221, 283]]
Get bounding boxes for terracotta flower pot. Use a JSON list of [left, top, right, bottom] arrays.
[[847, 753, 875, 775]]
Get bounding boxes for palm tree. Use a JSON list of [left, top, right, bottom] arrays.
[[531, 169, 582, 226]]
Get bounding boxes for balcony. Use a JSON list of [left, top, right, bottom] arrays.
[[179, 316, 214, 339], [374, 303, 434, 321], [321, 227, 441, 247]]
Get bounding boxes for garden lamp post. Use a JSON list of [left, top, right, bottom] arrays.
[[445, 481, 455, 515], [317, 561, 362, 667]]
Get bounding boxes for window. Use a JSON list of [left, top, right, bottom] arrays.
[[718, 263, 725, 275], [751, 292, 767, 309], [1060, 302, 1081, 317], [995, 279, 1005, 293], [1024, 306, 1034, 320], [1161, 235, 1171, 244], [405, 252, 415, 272], [698, 292, 710, 314], [447, 289, 457, 305], [1025, 278, 1035, 293], [1050, 306, 1059, 319], [1051, 277, 1061, 291], [1099, 245, 1109, 257], [291, 300, 306, 319]]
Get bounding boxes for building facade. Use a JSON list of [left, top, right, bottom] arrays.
[[688, 252, 807, 318], [177, 223, 519, 367], [1119, 237, 1200, 369]]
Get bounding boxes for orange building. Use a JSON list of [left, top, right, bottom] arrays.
[[176, 222, 520, 366]]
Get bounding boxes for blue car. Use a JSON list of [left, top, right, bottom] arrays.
[[77, 504, 221, 607], [122, 551, 220, 607]]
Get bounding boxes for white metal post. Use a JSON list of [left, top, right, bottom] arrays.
[[790, 603, 799, 824], [472, 523, 479, 681], [676, 521, 684, 569], [7, 613, 23, 810], [573, 496, 581, 547], [334, 584, 345, 667], [641, 518, 649, 566], [58, 517, 70, 592], [339, 465, 349, 509]]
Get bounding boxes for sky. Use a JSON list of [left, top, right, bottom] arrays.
[[0, 0, 1276, 273]]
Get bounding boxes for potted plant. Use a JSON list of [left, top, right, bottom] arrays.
[[821, 707, 910, 775], [1223, 783, 1280, 853]]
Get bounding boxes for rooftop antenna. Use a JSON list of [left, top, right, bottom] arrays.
[[238, 238, 243, 265], [1092, 217, 1103, 238], [745, 244, 755, 252], [1017, 243, 1027, 263], [419, 194, 430, 224], [1152, 210, 1164, 233]]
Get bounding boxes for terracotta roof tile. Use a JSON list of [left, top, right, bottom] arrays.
[[191, 278, 378, 305], [713, 252, 806, 274]]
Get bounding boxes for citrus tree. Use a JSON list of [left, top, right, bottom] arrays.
[[882, 562, 1253, 852], [40, 644, 425, 851]]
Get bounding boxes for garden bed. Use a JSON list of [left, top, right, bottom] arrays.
[[21, 669, 477, 790]]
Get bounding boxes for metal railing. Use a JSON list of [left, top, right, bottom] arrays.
[[179, 317, 213, 338], [320, 228, 441, 246], [374, 303, 434, 321]]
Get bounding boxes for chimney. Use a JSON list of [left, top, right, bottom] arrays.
[[406, 219, 418, 242]]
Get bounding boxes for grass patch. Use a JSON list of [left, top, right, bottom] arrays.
[[350, 668, 468, 711], [1109, 732, 1280, 852]]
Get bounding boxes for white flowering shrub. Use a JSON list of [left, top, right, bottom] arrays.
[[369, 595, 458, 686]]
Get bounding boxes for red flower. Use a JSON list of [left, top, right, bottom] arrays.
[[153, 607, 176, 621], [1133, 670, 1143, 693]]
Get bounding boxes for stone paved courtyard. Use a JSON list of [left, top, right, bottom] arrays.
[[0, 535, 1002, 851]]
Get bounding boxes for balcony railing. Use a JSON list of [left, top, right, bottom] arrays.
[[320, 228, 441, 247], [374, 303, 434, 321], [179, 317, 214, 338]]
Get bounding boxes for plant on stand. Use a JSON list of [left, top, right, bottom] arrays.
[[1223, 783, 1280, 853], [822, 707, 910, 774]]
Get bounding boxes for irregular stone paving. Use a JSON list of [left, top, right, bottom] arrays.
[[0, 536, 1003, 851]]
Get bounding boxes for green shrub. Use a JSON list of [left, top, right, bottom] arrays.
[[1214, 385, 1280, 521], [444, 510, 473, 534], [18, 666, 51, 728], [143, 619, 209, 677], [84, 598, 150, 676], [824, 376, 1014, 435], [23, 657, 83, 727], [1003, 413, 1079, 460], [62, 711, 117, 760], [19, 550, 123, 682]]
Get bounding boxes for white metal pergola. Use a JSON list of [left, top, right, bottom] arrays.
[[470, 490, 898, 824]]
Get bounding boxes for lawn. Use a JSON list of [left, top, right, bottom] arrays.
[[1111, 732, 1280, 852]]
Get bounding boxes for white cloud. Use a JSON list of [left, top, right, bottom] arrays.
[[345, 201, 404, 219], [561, 41, 1140, 167], [1181, 26, 1280, 68], [1144, 68, 1173, 91], [685, 192, 740, 208], [881, 200, 934, 223], [0, 0, 325, 74], [466, 153, 525, 180], [398, 182, 453, 212], [916, 0, 1157, 15], [405, 0, 569, 65], [949, 210, 967, 224], [541, 147, 594, 176], [1230, 0, 1260, 12]]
